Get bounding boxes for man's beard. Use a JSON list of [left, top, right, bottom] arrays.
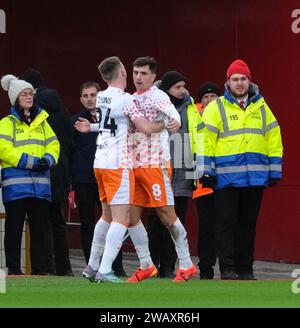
[[230, 89, 248, 99]]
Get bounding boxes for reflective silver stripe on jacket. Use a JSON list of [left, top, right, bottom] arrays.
[[215, 99, 276, 138], [216, 164, 269, 174], [0, 134, 14, 142], [216, 98, 229, 132], [195, 150, 215, 172], [45, 136, 57, 145], [219, 128, 264, 138], [13, 135, 58, 147], [197, 122, 205, 131], [260, 105, 266, 134], [26, 155, 35, 169], [8, 116, 17, 146], [46, 156, 55, 166], [265, 121, 279, 133], [14, 139, 45, 147], [269, 164, 281, 171], [2, 177, 50, 187], [204, 165, 213, 171], [206, 124, 219, 134]]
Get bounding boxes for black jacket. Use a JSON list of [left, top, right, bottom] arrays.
[[35, 87, 73, 202], [70, 109, 98, 184]]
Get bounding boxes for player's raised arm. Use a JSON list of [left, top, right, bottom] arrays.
[[74, 117, 98, 133]]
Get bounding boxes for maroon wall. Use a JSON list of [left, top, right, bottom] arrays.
[[1, 0, 299, 262]]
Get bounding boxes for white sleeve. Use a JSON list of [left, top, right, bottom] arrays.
[[162, 103, 181, 124], [90, 123, 99, 132], [153, 89, 181, 125]]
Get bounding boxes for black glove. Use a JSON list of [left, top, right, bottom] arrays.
[[199, 175, 216, 189], [268, 178, 280, 187], [35, 158, 50, 171]]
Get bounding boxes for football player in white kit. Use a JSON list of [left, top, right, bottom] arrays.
[[75, 57, 165, 282], [126, 57, 197, 283]]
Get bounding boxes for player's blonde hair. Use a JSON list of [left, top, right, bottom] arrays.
[[98, 56, 122, 83]]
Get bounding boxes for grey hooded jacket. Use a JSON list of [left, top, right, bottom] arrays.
[[169, 93, 195, 197]]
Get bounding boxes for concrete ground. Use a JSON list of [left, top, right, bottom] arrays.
[[70, 249, 299, 280]]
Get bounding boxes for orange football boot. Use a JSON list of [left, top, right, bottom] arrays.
[[172, 264, 197, 282], [127, 265, 158, 282]]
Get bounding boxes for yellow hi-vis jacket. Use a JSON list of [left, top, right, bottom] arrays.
[[202, 84, 283, 189], [191, 103, 214, 199], [186, 99, 209, 179], [0, 106, 60, 202]]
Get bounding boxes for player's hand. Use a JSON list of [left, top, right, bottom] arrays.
[[166, 118, 180, 132], [74, 117, 91, 133]]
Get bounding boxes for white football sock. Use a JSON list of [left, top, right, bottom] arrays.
[[88, 218, 110, 270], [99, 222, 127, 275], [168, 218, 193, 270], [128, 221, 153, 269]]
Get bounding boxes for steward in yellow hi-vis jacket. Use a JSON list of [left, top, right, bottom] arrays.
[[0, 74, 60, 275], [202, 59, 283, 280], [0, 107, 60, 202], [203, 85, 282, 190]]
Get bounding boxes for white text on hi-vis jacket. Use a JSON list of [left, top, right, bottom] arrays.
[[291, 269, 300, 294]]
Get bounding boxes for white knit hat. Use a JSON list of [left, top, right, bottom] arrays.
[[1, 74, 34, 105]]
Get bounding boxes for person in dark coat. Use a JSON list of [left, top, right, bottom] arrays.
[[21, 68, 73, 276]]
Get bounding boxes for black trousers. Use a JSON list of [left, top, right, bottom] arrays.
[[148, 196, 190, 274], [195, 193, 216, 276], [214, 187, 264, 274], [73, 183, 123, 270], [73, 183, 100, 264], [4, 198, 49, 274], [43, 202, 72, 275]]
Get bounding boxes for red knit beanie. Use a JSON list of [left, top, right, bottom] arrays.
[[226, 59, 251, 79]]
